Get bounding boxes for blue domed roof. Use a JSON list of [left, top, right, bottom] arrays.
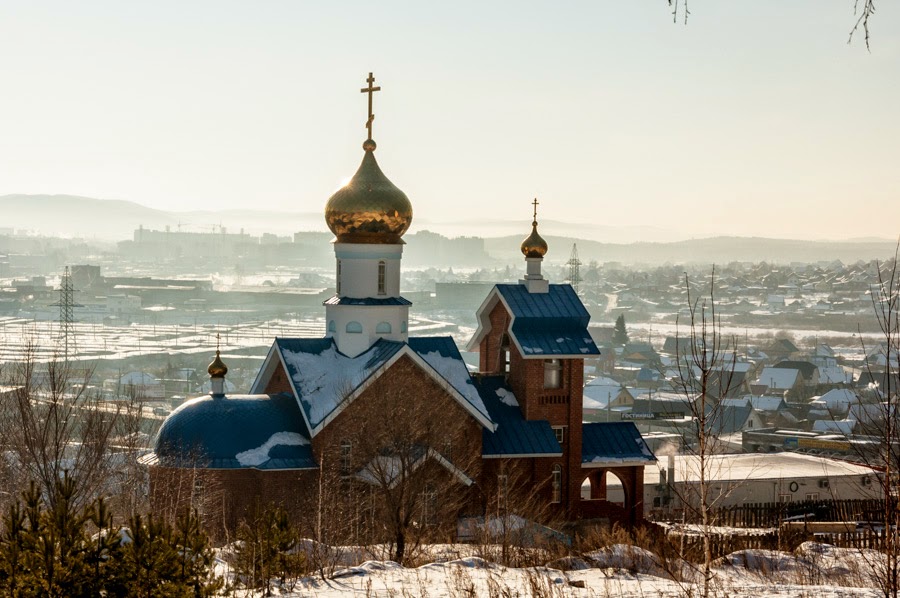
[[151, 393, 316, 470]]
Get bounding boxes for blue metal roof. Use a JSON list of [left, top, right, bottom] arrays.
[[152, 393, 316, 470], [581, 422, 656, 465], [475, 376, 562, 457], [493, 284, 599, 357], [323, 296, 412, 306], [706, 403, 752, 435], [496, 284, 589, 324], [512, 328, 600, 357]]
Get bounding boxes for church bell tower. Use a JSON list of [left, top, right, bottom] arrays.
[[323, 73, 413, 357]]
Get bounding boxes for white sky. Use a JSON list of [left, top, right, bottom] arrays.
[[1, 1, 898, 240]]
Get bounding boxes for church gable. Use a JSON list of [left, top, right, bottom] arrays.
[[251, 336, 495, 437], [468, 284, 599, 359], [311, 353, 487, 482]]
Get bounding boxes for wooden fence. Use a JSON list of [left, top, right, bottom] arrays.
[[655, 528, 890, 561], [649, 498, 886, 528]]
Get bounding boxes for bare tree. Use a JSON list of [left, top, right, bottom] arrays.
[[669, 268, 739, 598], [668, 1, 878, 50], [2, 339, 120, 510], [852, 248, 900, 598], [324, 364, 480, 565]]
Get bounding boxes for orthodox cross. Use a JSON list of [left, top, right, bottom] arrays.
[[215, 332, 221, 353], [360, 72, 381, 140], [532, 198, 539, 223]]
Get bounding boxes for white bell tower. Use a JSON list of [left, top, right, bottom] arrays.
[[322, 72, 414, 357]]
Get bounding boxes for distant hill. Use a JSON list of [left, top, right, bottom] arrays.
[[0, 194, 178, 238], [1, 194, 895, 264], [0, 194, 321, 239]]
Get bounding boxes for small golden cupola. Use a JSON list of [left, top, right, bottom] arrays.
[[324, 72, 413, 245], [208, 335, 228, 397], [519, 198, 550, 294], [208, 350, 227, 378], [520, 198, 549, 258]]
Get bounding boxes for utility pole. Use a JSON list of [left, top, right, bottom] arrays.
[[566, 243, 582, 294]]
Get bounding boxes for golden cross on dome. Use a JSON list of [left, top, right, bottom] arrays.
[[361, 72, 381, 140], [215, 332, 221, 353], [532, 198, 539, 224]]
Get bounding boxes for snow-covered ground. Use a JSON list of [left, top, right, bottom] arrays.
[[218, 541, 886, 597]]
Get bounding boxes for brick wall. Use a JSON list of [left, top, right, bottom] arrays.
[[263, 361, 292, 394]]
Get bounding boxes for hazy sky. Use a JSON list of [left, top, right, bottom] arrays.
[[1, 1, 898, 241]]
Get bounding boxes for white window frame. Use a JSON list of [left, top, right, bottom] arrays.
[[552, 426, 566, 446]]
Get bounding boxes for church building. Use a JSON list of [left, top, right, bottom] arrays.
[[147, 74, 654, 540]]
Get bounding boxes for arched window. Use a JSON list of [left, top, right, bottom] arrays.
[[346, 321, 363, 334], [336, 259, 342, 295], [551, 465, 562, 503], [400, 321, 408, 333], [544, 359, 562, 389], [340, 440, 352, 475], [328, 320, 336, 333], [377, 261, 386, 295], [376, 321, 392, 334]]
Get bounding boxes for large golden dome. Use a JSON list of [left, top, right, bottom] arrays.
[[325, 141, 413, 244], [521, 220, 548, 258]]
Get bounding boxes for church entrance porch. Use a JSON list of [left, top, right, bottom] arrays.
[[578, 466, 645, 528]]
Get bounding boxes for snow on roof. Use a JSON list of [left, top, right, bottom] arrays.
[[756, 367, 801, 390], [819, 366, 851, 385], [582, 384, 623, 410], [417, 349, 489, 418], [812, 388, 859, 410], [496, 387, 518, 407], [281, 343, 376, 427], [273, 337, 494, 433], [235, 431, 309, 467], [640, 453, 875, 485], [722, 395, 786, 412], [812, 419, 856, 435]]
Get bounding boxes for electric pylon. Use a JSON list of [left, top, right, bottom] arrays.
[[566, 243, 582, 294]]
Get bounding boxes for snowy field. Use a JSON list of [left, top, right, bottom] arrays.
[[0, 314, 460, 363], [218, 542, 886, 597]]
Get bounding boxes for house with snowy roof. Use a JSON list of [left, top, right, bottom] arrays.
[[755, 366, 803, 395], [146, 76, 654, 539], [809, 388, 860, 414]]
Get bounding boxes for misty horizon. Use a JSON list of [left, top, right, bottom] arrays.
[[1, 2, 898, 241]]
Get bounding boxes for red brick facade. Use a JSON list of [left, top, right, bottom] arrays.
[[477, 295, 646, 527], [150, 299, 646, 540]]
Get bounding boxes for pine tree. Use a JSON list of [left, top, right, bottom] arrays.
[[613, 314, 629, 346], [0, 501, 29, 597], [29, 474, 93, 598], [0, 476, 223, 597]]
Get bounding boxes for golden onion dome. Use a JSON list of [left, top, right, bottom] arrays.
[[324, 140, 413, 244], [207, 350, 228, 378], [521, 220, 548, 258]]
